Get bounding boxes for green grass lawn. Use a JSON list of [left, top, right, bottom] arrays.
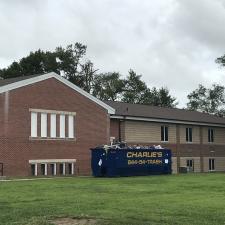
[[0, 174, 225, 225]]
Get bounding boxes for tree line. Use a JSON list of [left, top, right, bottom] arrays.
[[0, 43, 225, 117]]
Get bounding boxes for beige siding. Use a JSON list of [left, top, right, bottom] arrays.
[[180, 125, 200, 144], [180, 157, 201, 172], [120, 121, 125, 141], [203, 157, 225, 172], [124, 121, 176, 143], [172, 157, 177, 174], [203, 127, 225, 145]]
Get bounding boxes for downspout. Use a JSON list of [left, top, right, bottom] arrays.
[[118, 119, 121, 142]]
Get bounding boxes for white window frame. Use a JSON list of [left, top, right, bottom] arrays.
[[63, 163, 66, 175], [161, 126, 168, 142], [208, 128, 214, 143], [44, 163, 48, 175], [41, 163, 47, 176], [31, 163, 38, 176], [71, 162, 74, 175], [29, 109, 76, 140], [31, 112, 37, 137], [68, 115, 74, 138], [209, 158, 215, 171], [41, 113, 47, 137], [60, 114, 65, 138], [54, 163, 57, 175], [186, 127, 193, 143], [50, 114, 56, 138]]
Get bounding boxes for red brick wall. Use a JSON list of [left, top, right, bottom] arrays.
[[110, 119, 120, 141], [0, 78, 110, 176]]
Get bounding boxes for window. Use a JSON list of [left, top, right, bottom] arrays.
[[50, 163, 56, 176], [68, 163, 74, 175], [209, 158, 215, 171], [208, 128, 214, 143], [50, 114, 56, 138], [68, 115, 74, 138], [186, 128, 192, 142], [186, 159, 194, 172], [41, 164, 47, 176], [31, 164, 35, 176], [30, 109, 75, 140], [59, 163, 65, 175], [41, 113, 47, 137], [60, 115, 65, 138], [161, 126, 168, 142], [31, 112, 37, 137]]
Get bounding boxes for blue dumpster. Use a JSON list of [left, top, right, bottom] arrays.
[[91, 147, 172, 177]]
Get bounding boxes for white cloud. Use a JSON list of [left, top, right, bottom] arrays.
[[0, 0, 225, 107]]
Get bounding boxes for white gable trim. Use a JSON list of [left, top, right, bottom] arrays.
[[0, 72, 115, 114]]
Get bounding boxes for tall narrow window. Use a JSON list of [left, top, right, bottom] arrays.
[[59, 163, 65, 175], [208, 128, 214, 143], [186, 128, 192, 142], [60, 114, 65, 138], [31, 112, 37, 137], [161, 126, 168, 142], [50, 163, 56, 176], [50, 114, 56, 138], [31, 164, 35, 176], [41, 113, 47, 137], [40, 164, 47, 176], [68, 115, 74, 138], [209, 158, 215, 171]]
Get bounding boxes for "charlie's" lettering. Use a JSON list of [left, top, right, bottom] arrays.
[[127, 151, 163, 158]]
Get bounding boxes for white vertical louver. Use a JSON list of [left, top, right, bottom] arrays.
[[41, 113, 47, 137], [60, 114, 65, 138], [50, 114, 56, 138], [31, 112, 37, 137], [68, 115, 74, 138]]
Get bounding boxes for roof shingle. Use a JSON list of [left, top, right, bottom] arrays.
[[0, 74, 41, 87], [105, 100, 225, 126]]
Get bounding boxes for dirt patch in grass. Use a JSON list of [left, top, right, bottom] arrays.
[[52, 218, 97, 225]]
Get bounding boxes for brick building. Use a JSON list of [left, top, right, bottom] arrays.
[[106, 101, 225, 173], [0, 72, 225, 177], [0, 72, 114, 177]]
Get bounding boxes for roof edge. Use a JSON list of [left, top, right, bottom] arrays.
[[110, 115, 225, 127], [0, 72, 115, 114]]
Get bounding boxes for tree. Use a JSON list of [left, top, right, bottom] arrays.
[[0, 43, 87, 82], [0, 45, 178, 108], [0, 50, 59, 79], [187, 84, 225, 116], [0, 43, 100, 94], [216, 54, 225, 67], [144, 87, 177, 107], [122, 70, 149, 104], [92, 72, 125, 101], [121, 70, 177, 107], [78, 60, 98, 93], [55, 43, 87, 83]]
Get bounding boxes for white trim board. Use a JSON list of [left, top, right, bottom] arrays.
[[29, 159, 76, 164], [29, 108, 76, 115], [0, 72, 115, 114], [110, 115, 225, 128]]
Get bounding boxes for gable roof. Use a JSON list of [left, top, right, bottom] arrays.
[[0, 72, 115, 114], [105, 100, 225, 127], [0, 74, 41, 87]]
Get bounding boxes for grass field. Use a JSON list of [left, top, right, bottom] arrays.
[[0, 174, 225, 225]]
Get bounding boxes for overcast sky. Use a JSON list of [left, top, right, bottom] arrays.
[[1, 0, 225, 107]]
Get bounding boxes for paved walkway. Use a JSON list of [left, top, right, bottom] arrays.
[[0, 176, 76, 182]]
